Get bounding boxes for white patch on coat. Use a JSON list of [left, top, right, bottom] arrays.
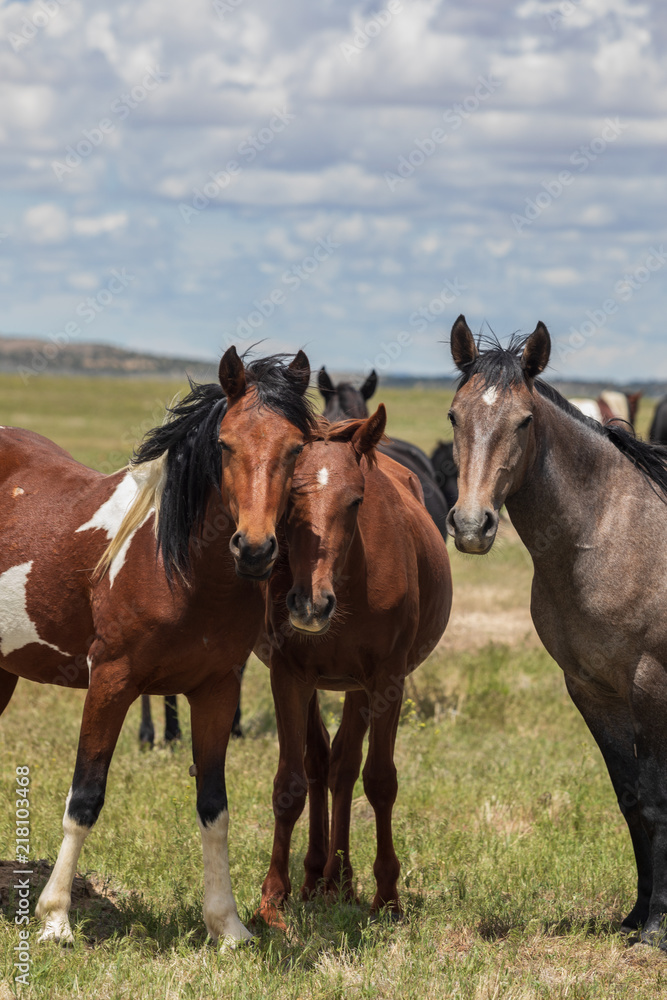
[[317, 467, 329, 487], [482, 386, 498, 405], [198, 811, 252, 944], [36, 788, 90, 944], [75, 470, 152, 585], [12, 486, 24, 497], [0, 562, 71, 657], [570, 398, 602, 423], [87, 655, 93, 684]]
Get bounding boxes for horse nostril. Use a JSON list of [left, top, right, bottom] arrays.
[[322, 592, 336, 618], [482, 509, 498, 537], [446, 507, 458, 536], [230, 531, 243, 556], [266, 534, 277, 560], [286, 589, 298, 614]]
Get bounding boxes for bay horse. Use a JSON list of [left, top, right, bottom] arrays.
[[0, 348, 315, 945], [446, 314, 667, 949], [317, 367, 450, 543], [255, 406, 452, 924]]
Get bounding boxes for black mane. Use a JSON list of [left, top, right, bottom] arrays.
[[458, 336, 667, 503], [133, 354, 316, 581]]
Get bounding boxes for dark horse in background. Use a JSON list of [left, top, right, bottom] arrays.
[[649, 396, 667, 445], [447, 314, 667, 950], [317, 367, 450, 543]]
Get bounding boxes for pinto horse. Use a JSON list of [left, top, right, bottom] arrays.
[[255, 406, 452, 923], [446, 315, 667, 949], [317, 367, 450, 543], [0, 348, 315, 946]]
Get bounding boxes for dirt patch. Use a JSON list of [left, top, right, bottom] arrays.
[[0, 859, 125, 941], [439, 607, 538, 651]]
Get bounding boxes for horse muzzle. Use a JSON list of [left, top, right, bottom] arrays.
[[286, 588, 336, 636], [446, 505, 498, 554], [230, 531, 278, 580]]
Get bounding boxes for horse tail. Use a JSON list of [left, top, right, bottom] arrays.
[[95, 453, 168, 580]]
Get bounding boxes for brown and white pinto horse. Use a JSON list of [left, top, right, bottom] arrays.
[[255, 407, 452, 924], [446, 315, 667, 949], [0, 348, 315, 946]]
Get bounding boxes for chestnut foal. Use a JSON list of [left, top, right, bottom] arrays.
[[0, 348, 314, 945], [256, 406, 452, 924]]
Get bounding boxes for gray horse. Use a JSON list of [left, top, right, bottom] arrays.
[[446, 314, 667, 948]]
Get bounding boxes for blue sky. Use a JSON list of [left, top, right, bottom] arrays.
[[0, 0, 665, 380]]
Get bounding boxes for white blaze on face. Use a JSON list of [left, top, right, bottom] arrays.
[[76, 470, 151, 585], [317, 467, 329, 488], [198, 811, 252, 945], [0, 561, 71, 657], [482, 386, 498, 406]]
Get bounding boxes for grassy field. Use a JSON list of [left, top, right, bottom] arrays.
[[0, 374, 665, 998]]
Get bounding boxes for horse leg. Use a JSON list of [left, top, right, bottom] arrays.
[[301, 691, 330, 899], [362, 676, 404, 914], [322, 689, 369, 899], [565, 676, 652, 932], [0, 667, 18, 715], [258, 663, 311, 925], [627, 663, 667, 947], [35, 662, 138, 943], [164, 695, 181, 742], [231, 661, 246, 738], [139, 694, 155, 747], [187, 670, 251, 944]]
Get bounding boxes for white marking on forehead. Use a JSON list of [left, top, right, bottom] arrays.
[[0, 561, 71, 657], [317, 467, 329, 487], [482, 386, 498, 405], [75, 470, 152, 586]]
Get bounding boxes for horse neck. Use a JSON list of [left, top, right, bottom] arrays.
[[506, 393, 626, 564]]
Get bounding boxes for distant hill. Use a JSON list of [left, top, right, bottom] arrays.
[[0, 336, 665, 398], [0, 335, 216, 381]]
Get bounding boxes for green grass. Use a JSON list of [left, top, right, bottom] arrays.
[[0, 373, 665, 998]]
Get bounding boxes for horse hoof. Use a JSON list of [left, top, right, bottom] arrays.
[[252, 902, 288, 932], [639, 916, 667, 950], [37, 916, 75, 945]]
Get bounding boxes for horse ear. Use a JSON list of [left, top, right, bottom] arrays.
[[521, 322, 551, 380], [450, 315, 478, 372], [288, 350, 311, 396], [219, 346, 246, 402], [351, 404, 387, 459], [318, 366, 335, 398], [361, 370, 378, 400]]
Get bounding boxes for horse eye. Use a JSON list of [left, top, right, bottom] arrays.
[[518, 415, 533, 430], [448, 410, 457, 427], [350, 497, 363, 509], [290, 445, 304, 458], [219, 439, 231, 452]]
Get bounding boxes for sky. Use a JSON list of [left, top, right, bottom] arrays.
[[0, 0, 665, 381]]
